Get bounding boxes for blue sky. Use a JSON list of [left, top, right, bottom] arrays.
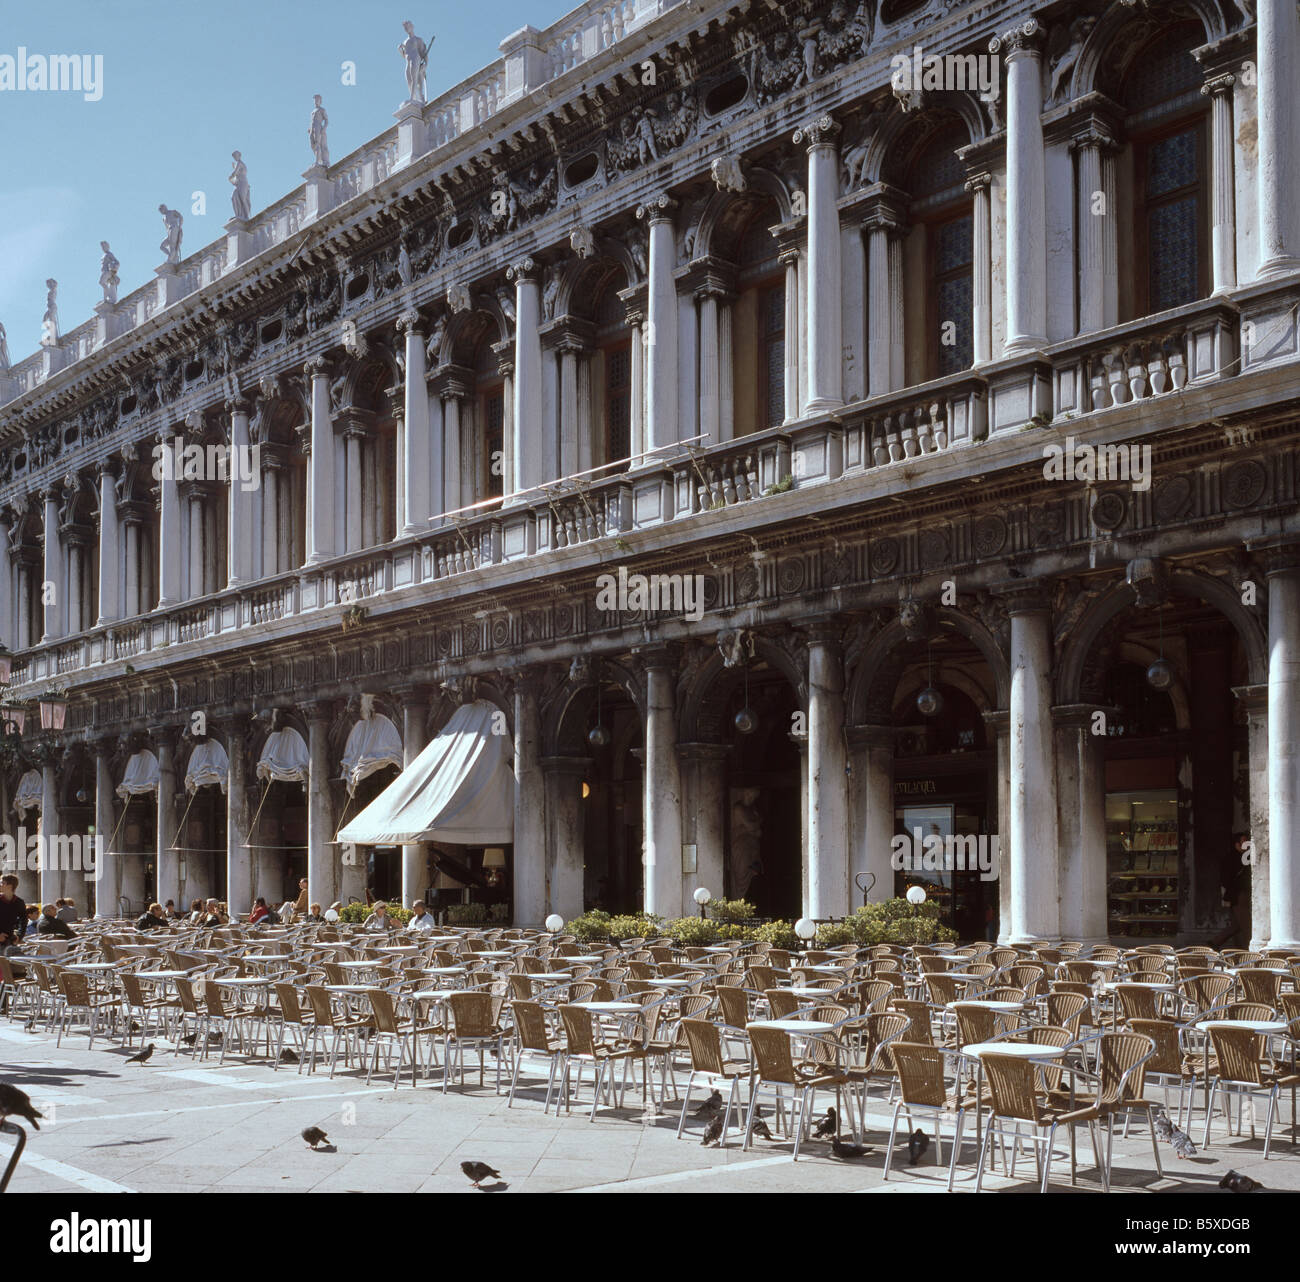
[[0, 0, 570, 363]]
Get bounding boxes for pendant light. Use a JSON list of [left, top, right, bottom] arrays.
[[1147, 605, 1174, 691], [734, 660, 758, 735], [916, 638, 944, 717], [588, 682, 611, 749]]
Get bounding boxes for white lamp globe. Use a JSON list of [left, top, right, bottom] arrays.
[[693, 887, 712, 906], [323, 908, 340, 922], [794, 917, 817, 941], [544, 913, 564, 933], [906, 885, 927, 906]]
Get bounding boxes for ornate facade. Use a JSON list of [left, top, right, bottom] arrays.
[[1, 0, 1298, 946]]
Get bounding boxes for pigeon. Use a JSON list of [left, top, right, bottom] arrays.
[[693, 1089, 723, 1118], [280, 1049, 299, 1064], [181, 1033, 198, 1046], [0, 1083, 43, 1130], [302, 1127, 329, 1149], [1170, 1126, 1198, 1160], [831, 1136, 872, 1159], [751, 1106, 774, 1141], [129, 1021, 141, 1033], [1219, 1169, 1262, 1194], [124, 1043, 154, 1065], [461, 1160, 501, 1188], [1153, 1107, 1174, 1143], [701, 1114, 724, 1147], [812, 1107, 837, 1139], [907, 1129, 930, 1165]]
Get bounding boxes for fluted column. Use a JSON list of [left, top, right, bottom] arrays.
[[623, 295, 647, 462], [307, 704, 337, 910], [794, 116, 843, 412], [643, 651, 683, 919], [865, 196, 906, 395], [966, 172, 993, 363], [226, 717, 252, 921], [1256, 0, 1300, 278], [0, 518, 13, 650], [344, 425, 364, 552], [780, 247, 801, 421], [442, 393, 463, 515], [637, 196, 679, 454], [95, 464, 119, 625], [513, 678, 546, 926], [155, 728, 179, 908], [559, 346, 580, 478], [261, 454, 280, 576], [225, 398, 252, 587], [718, 301, 734, 443], [698, 289, 720, 443], [1071, 122, 1119, 333], [123, 515, 141, 617], [1003, 588, 1059, 942], [1202, 73, 1237, 294], [993, 20, 1047, 354], [66, 539, 84, 635], [398, 312, 430, 532], [508, 257, 544, 493], [305, 358, 335, 564], [399, 687, 430, 908], [186, 490, 203, 599], [156, 434, 182, 609], [94, 742, 119, 916], [41, 486, 63, 641], [806, 624, 849, 918]]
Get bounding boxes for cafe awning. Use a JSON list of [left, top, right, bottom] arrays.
[[256, 727, 309, 784], [340, 713, 404, 796], [337, 700, 514, 846], [13, 769, 42, 816], [117, 749, 160, 800], [185, 738, 229, 793]]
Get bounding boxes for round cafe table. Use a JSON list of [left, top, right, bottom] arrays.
[[947, 999, 1025, 1012], [1203, 1018, 1289, 1033], [962, 1041, 1066, 1059], [746, 1019, 834, 1034]]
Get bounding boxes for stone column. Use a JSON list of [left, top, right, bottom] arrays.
[[1202, 73, 1238, 294], [261, 453, 280, 577], [1071, 122, 1119, 333], [13, 563, 29, 652], [642, 651, 683, 919], [66, 539, 84, 635], [864, 193, 905, 396], [559, 345, 581, 478], [95, 464, 119, 625], [806, 623, 849, 918], [508, 257, 544, 492], [226, 717, 252, 919], [983, 710, 1011, 942], [993, 20, 1047, 354], [718, 301, 734, 443], [41, 486, 63, 641], [622, 294, 647, 463], [1262, 547, 1300, 947], [305, 358, 335, 564], [1256, 0, 1300, 278], [226, 398, 252, 587], [399, 312, 430, 532], [794, 116, 843, 413], [780, 247, 802, 421], [156, 436, 182, 609], [1233, 686, 1271, 949], [1003, 588, 1059, 941], [543, 756, 588, 920], [966, 172, 993, 363], [697, 289, 721, 444], [1053, 705, 1109, 943], [399, 687, 430, 908], [39, 753, 60, 904], [0, 518, 12, 651], [155, 728, 179, 909], [677, 743, 727, 904], [94, 742, 118, 916], [847, 723, 895, 903], [513, 679, 546, 926], [442, 393, 463, 515], [186, 490, 204, 599], [344, 425, 364, 552], [494, 343, 516, 497], [306, 704, 338, 910], [636, 196, 679, 454]]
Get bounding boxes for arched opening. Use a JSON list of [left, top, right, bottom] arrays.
[[580, 680, 643, 914], [591, 276, 635, 471], [731, 198, 787, 434], [249, 779, 308, 908]]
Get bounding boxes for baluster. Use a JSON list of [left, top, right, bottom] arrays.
[[901, 409, 920, 458], [722, 461, 737, 506], [1102, 349, 1128, 406], [1167, 335, 1188, 390]]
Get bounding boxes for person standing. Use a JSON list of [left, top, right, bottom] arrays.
[[1211, 833, 1253, 950], [0, 875, 26, 956]]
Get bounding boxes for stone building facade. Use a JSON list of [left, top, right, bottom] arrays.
[[1, 0, 1298, 946]]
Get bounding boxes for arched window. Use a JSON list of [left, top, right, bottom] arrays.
[[1123, 23, 1209, 317], [595, 286, 632, 470], [735, 205, 785, 433], [474, 336, 505, 502]]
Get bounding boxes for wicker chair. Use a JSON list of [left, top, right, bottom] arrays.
[[1045, 991, 1090, 1039], [1179, 973, 1234, 1020], [764, 989, 802, 1020], [676, 1017, 751, 1145], [1202, 1024, 1300, 1158], [885, 1041, 971, 1191], [556, 1004, 646, 1120], [271, 982, 315, 1072], [53, 971, 121, 1050], [743, 1025, 849, 1160], [120, 971, 179, 1046], [365, 988, 439, 1089], [1237, 968, 1283, 1009], [840, 1011, 911, 1131], [303, 984, 373, 1077]]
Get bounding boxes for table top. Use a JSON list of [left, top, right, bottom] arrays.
[[644, 977, 688, 987], [419, 966, 467, 975], [963, 1042, 1067, 1059], [1104, 979, 1176, 991], [473, 950, 512, 959], [376, 946, 421, 954], [214, 975, 271, 986], [747, 1019, 835, 1033], [787, 986, 842, 997], [334, 959, 380, 968], [948, 999, 1025, 1012], [133, 970, 189, 980], [564, 955, 606, 964], [325, 983, 377, 994], [241, 955, 290, 964], [64, 962, 117, 971], [574, 1001, 640, 1012], [527, 972, 572, 982], [1204, 1018, 1290, 1033], [411, 989, 459, 1001]]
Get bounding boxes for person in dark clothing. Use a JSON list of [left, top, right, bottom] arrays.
[[0, 875, 26, 954], [135, 902, 168, 931], [1211, 833, 1253, 949], [37, 904, 74, 938]]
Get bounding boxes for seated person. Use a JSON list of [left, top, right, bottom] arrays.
[[363, 901, 396, 932], [23, 905, 41, 937], [248, 897, 271, 925], [304, 902, 324, 923], [39, 903, 76, 938], [200, 898, 228, 927], [135, 902, 169, 931], [407, 901, 437, 933]]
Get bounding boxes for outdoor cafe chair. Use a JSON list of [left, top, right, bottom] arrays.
[[1227, 1002, 1279, 1022], [743, 1024, 849, 1159], [120, 971, 179, 1045], [507, 1000, 564, 1111], [53, 971, 121, 1050], [272, 982, 316, 1071], [885, 1041, 972, 1191], [365, 988, 436, 1089], [303, 984, 373, 1077], [1202, 1024, 1300, 1158], [1178, 973, 1234, 1019], [556, 1003, 646, 1120], [1238, 968, 1284, 1008], [442, 992, 507, 1094]]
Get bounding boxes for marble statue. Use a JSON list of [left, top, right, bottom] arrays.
[[229, 151, 252, 221], [41, 279, 59, 345], [399, 21, 431, 104], [159, 204, 184, 264], [398, 239, 414, 286], [0, 321, 9, 372], [98, 241, 120, 305], [309, 94, 330, 167]]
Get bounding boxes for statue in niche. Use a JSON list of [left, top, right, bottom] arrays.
[[424, 312, 448, 365], [309, 94, 330, 167], [399, 21, 431, 104], [397, 239, 414, 286], [41, 279, 59, 346], [635, 109, 659, 164], [229, 151, 252, 221], [729, 787, 764, 901], [1047, 16, 1095, 103], [98, 241, 120, 305], [159, 204, 184, 264]]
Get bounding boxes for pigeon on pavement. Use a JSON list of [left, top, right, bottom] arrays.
[[0, 1083, 43, 1130], [751, 1107, 774, 1141], [124, 1044, 154, 1065], [1219, 1169, 1262, 1193], [812, 1107, 837, 1139], [1153, 1107, 1174, 1142], [701, 1114, 724, 1147], [302, 1127, 329, 1149], [907, 1129, 930, 1165], [1170, 1126, 1198, 1160], [280, 1049, 299, 1064], [461, 1160, 501, 1188], [831, 1136, 872, 1159], [693, 1090, 723, 1118]]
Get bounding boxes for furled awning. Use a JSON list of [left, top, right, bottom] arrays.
[[117, 749, 160, 800], [256, 727, 309, 784], [13, 769, 42, 816], [185, 738, 230, 794], [337, 701, 514, 846], [340, 713, 404, 796]]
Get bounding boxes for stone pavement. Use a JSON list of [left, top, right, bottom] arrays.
[[4, 1019, 1297, 1195]]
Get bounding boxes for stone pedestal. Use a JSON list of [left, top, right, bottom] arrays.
[[394, 100, 429, 171], [302, 164, 336, 224], [93, 301, 118, 351], [155, 264, 185, 310], [223, 219, 254, 275]]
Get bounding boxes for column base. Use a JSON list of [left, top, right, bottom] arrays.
[[1256, 256, 1300, 281], [1001, 335, 1048, 358], [802, 397, 844, 415]]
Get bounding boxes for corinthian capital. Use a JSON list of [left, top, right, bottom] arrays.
[[395, 309, 424, 338]]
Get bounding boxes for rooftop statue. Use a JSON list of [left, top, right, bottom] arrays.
[[309, 94, 330, 167], [399, 21, 431, 104], [229, 151, 252, 222], [98, 241, 120, 306], [158, 204, 184, 265]]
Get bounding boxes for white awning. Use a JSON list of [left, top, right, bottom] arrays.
[[13, 769, 42, 816], [337, 700, 514, 846], [256, 727, 309, 784], [117, 749, 160, 800], [341, 713, 404, 796], [185, 738, 230, 793]]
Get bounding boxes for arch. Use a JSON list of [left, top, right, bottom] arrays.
[[555, 253, 631, 321], [847, 608, 1011, 725], [336, 343, 402, 413], [543, 658, 645, 757], [860, 95, 986, 189], [1054, 567, 1267, 705], [1115, 641, 1192, 731], [678, 637, 808, 744], [693, 166, 797, 260], [893, 666, 996, 717], [445, 301, 510, 369], [1069, 0, 1226, 102]]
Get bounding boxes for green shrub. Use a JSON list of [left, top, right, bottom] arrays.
[[607, 913, 662, 941], [338, 902, 412, 925], [706, 898, 758, 923], [447, 903, 489, 924], [564, 909, 612, 942], [714, 922, 758, 942], [846, 898, 956, 945], [664, 916, 720, 947], [815, 921, 856, 948], [753, 919, 801, 950], [563, 909, 663, 943]]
